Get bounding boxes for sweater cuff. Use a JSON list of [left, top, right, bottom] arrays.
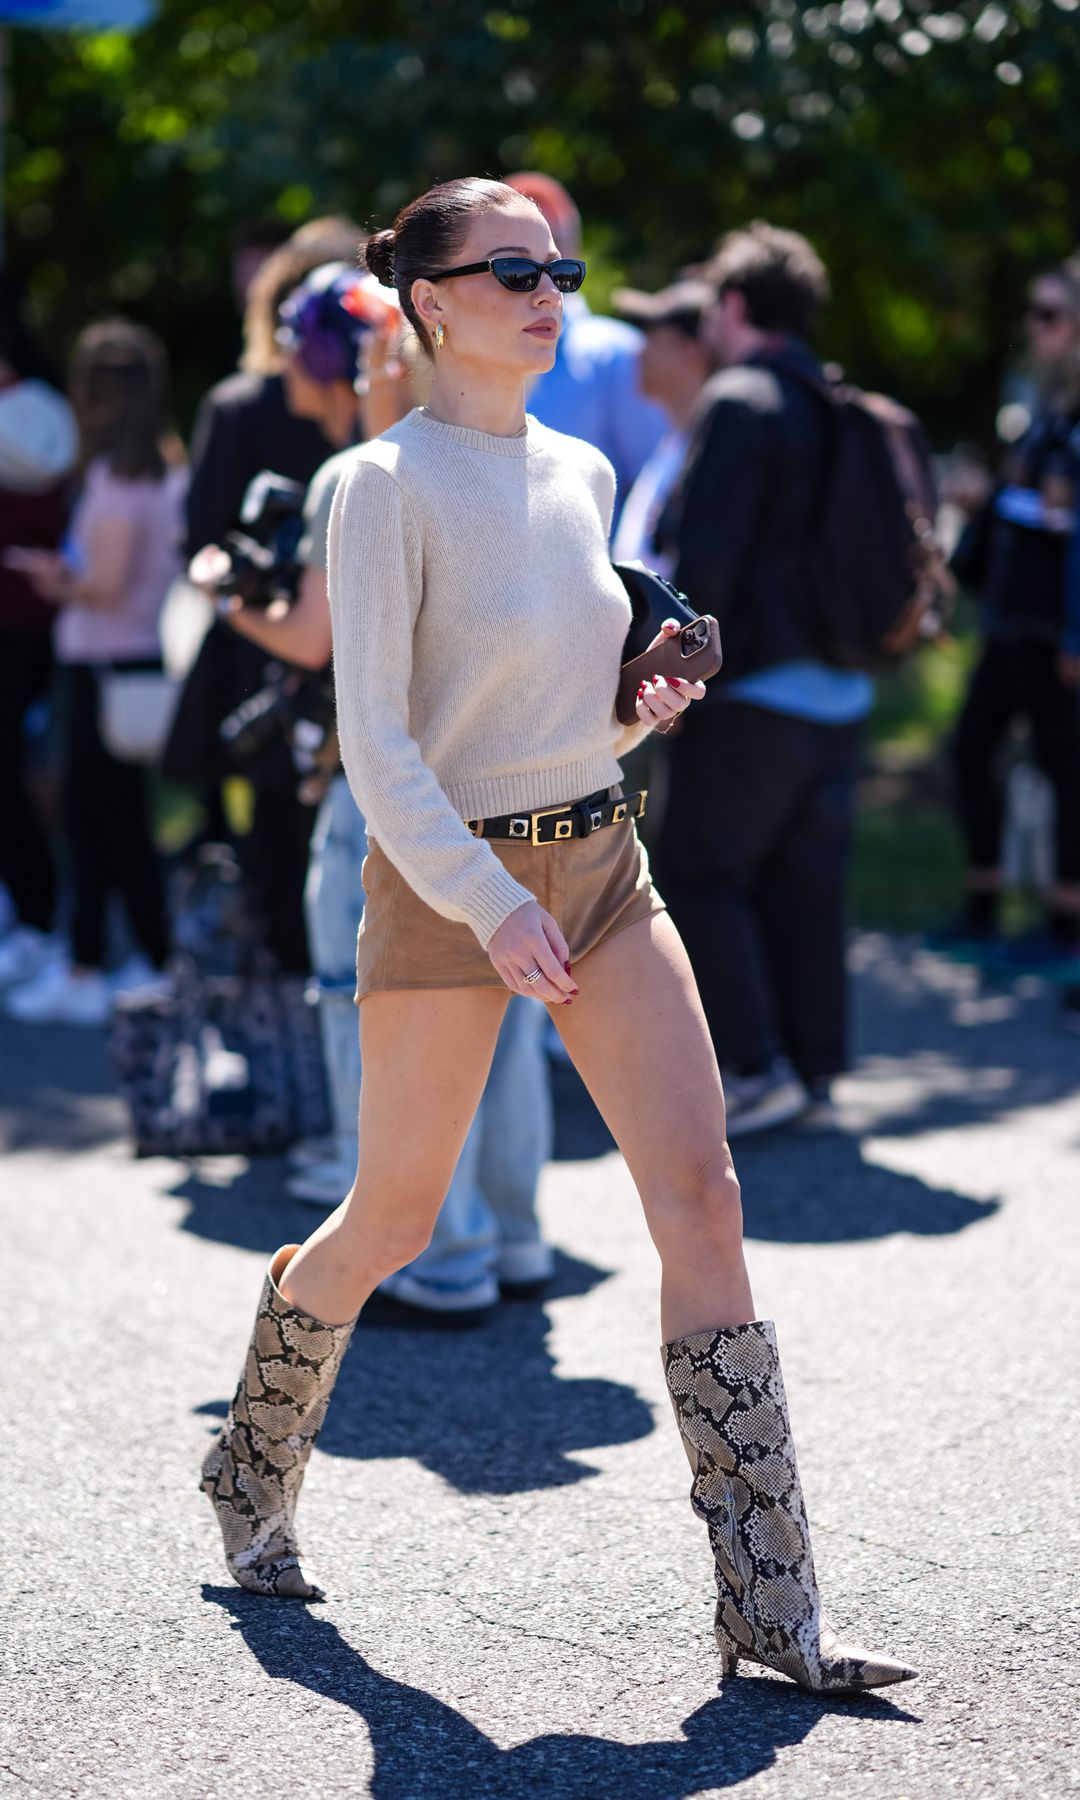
[[465, 861, 537, 949]]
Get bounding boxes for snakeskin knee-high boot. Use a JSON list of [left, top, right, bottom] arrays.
[[663, 1320, 917, 1694], [201, 1244, 356, 1600]]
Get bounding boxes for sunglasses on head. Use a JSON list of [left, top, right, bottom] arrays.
[[1026, 300, 1068, 326], [426, 256, 587, 294]]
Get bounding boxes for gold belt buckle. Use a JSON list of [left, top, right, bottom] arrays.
[[610, 790, 648, 827], [529, 803, 575, 847]]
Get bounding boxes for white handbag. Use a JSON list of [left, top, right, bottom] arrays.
[[98, 669, 180, 764]]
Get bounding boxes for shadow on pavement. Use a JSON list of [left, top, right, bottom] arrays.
[[0, 1019, 122, 1155], [167, 1116, 997, 1266], [195, 1247, 656, 1496], [737, 1132, 999, 1243], [203, 1588, 918, 1798], [170, 1152, 310, 1254]]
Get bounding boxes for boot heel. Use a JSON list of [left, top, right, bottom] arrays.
[[716, 1632, 739, 1677]]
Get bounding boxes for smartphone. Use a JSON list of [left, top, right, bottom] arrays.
[[616, 614, 723, 725]]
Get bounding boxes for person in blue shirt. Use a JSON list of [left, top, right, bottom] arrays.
[[503, 172, 666, 522]]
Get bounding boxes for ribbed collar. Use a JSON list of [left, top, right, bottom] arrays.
[[409, 407, 538, 458]]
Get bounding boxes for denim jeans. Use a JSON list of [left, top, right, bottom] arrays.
[[305, 774, 367, 1167], [305, 775, 551, 1295]]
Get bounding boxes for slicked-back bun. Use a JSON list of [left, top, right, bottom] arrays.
[[365, 179, 535, 357], [364, 230, 397, 288]]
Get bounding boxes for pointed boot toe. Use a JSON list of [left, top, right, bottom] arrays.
[[815, 1637, 918, 1693], [233, 1556, 325, 1601]]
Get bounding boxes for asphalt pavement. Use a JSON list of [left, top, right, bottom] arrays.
[[3, 934, 1079, 1799]]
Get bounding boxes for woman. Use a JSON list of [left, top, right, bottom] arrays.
[[169, 216, 363, 974], [201, 178, 916, 1697], [6, 320, 184, 1024], [201, 265, 555, 1310], [945, 262, 1080, 963]]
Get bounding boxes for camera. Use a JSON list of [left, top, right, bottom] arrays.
[[210, 467, 336, 773], [680, 619, 711, 655], [220, 666, 336, 765], [214, 470, 307, 610]]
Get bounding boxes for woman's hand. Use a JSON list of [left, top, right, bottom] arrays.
[[487, 898, 578, 1005], [635, 618, 707, 734], [188, 544, 234, 597], [2, 546, 71, 603]]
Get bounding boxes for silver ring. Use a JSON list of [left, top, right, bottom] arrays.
[[524, 968, 543, 985]]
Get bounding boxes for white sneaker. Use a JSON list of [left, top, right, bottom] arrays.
[[377, 1268, 500, 1315], [722, 1057, 809, 1139], [285, 1153, 357, 1209], [6, 959, 111, 1026], [496, 1239, 556, 1290], [0, 926, 60, 987], [110, 955, 174, 1003]]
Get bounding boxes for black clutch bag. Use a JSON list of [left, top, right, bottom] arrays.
[[616, 560, 697, 661], [614, 560, 722, 725]]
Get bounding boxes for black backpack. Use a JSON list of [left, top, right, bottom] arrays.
[[783, 365, 954, 670]]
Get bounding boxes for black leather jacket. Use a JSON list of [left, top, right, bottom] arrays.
[[655, 338, 830, 686]]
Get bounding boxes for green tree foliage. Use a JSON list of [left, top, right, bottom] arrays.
[[5, 0, 1079, 435]]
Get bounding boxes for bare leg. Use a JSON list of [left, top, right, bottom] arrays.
[[554, 910, 754, 1339], [282, 986, 510, 1323]]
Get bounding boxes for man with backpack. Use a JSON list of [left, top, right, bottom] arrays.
[[654, 223, 877, 1136]]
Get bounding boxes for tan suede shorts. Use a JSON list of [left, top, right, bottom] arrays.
[[355, 798, 665, 1002]]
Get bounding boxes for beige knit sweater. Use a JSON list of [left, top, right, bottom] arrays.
[[327, 407, 648, 948]]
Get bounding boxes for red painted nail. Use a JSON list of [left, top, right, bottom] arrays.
[[564, 961, 572, 975], [669, 676, 683, 688]]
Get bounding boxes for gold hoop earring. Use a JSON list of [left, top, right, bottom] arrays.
[[434, 322, 446, 351]]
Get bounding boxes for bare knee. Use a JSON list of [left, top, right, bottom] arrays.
[[648, 1149, 744, 1266], [373, 1219, 435, 1279], [339, 1184, 438, 1282]]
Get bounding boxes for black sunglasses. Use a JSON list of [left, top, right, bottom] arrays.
[[426, 256, 587, 294]]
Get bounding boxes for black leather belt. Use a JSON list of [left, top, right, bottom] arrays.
[[466, 788, 647, 847]]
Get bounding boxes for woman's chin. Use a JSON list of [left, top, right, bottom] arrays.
[[522, 337, 559, 374]]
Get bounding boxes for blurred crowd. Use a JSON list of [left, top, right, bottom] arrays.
[[3, 173, 1080, 1320]]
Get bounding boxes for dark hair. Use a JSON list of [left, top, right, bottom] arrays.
[[365, 177, 538, 356], [70, 319, 169, 482], [709, 221, 830, 338]]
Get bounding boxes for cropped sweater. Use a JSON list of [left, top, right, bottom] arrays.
[[327, 407, 647, 947]]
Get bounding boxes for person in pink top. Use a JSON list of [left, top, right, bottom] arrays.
[[5, 320, 186, 1025]]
